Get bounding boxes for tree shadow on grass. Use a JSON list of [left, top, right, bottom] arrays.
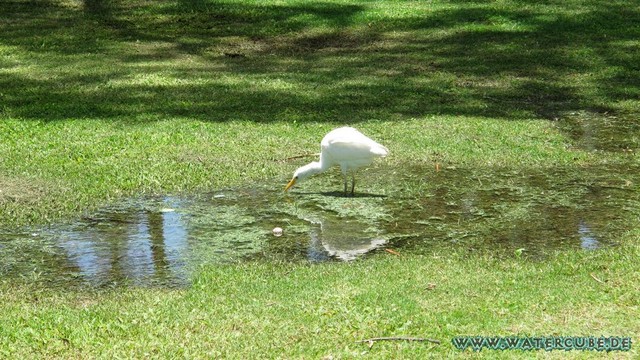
[[1, 0, 638, 123]]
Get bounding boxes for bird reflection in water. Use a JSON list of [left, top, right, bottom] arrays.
[[306, 216, 387, 262]]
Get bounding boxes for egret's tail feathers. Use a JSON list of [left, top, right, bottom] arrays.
[[372, 145, 389, 157]]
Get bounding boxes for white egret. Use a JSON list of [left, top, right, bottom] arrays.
[[284, 127, 388, 195]]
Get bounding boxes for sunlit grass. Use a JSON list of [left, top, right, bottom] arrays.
[[0, 0, 638, 357], [1, 116, 593, 225], [1, 238, 638, 358]]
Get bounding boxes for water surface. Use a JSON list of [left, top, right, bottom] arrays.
[[1, 163, 638, 288], [557, 111, 639, 152]]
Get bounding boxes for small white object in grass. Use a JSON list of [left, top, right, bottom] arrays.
[[272, 227, 283, 237], [160, 208, 175, 213]]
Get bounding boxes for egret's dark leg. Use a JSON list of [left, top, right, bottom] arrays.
[[350, 173, 356, 196], [343, 173, 348, 195]]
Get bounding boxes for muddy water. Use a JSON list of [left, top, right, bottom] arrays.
[[383, 165, 639, 254], [1, 163, 638, 287], [557, 111, 639, 152]]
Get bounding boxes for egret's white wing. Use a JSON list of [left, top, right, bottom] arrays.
[[320, 127, 388, 168]]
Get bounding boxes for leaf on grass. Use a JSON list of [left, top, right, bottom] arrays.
[[385, 248, 400, 256]]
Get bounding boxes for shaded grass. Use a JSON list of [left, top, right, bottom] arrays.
[[2, 0, 639, 122], [1, 236, 638, 358]]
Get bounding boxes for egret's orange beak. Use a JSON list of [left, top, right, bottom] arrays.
[[284, 178, 297, 192]]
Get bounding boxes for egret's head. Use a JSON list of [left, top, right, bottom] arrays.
[[284, 163, 319, 192]]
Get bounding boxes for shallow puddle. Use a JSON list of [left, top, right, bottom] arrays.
[[557, 111, 639, 152], [1, 163, 638, 287]]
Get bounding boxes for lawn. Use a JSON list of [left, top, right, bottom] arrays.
[[0, 0, 638, 358], [1, 240, 638, 358]]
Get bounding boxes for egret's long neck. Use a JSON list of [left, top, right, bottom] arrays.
[[293, 158, 332, 183], [300, 161, 325, 178], [318, 153, 333, 171]]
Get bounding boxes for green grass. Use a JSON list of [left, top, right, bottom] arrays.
[[2, 0, 638, 225], [0, 117, 591, 225], [2, 0, 639, 227], [1, 236, 638, 358], [1, 0, 639, 357]]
